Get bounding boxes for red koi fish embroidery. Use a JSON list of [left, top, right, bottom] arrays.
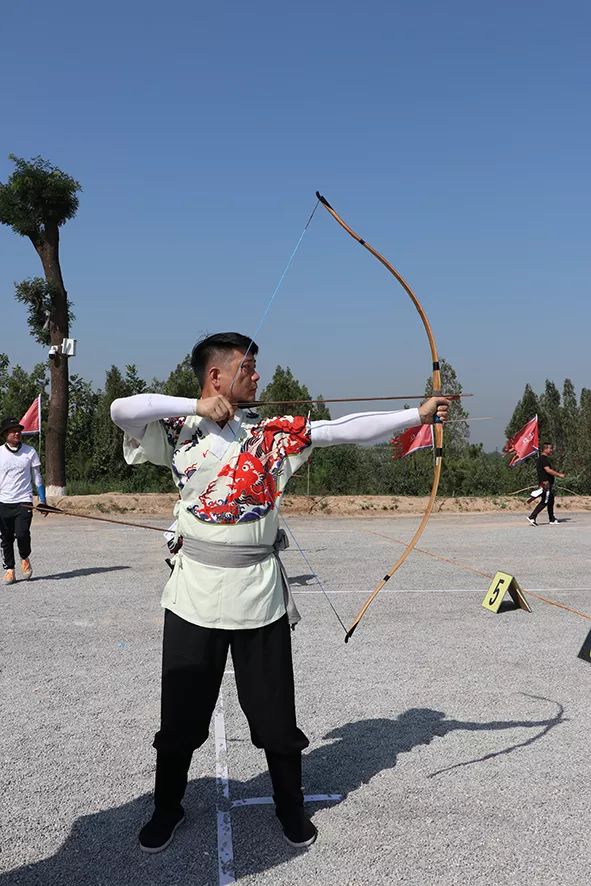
[[190, 415, 311, 524]]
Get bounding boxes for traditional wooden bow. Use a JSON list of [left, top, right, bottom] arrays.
[[315, 192, 444, 642]]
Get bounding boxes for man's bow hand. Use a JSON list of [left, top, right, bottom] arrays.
[[419, 397, 450, 425]]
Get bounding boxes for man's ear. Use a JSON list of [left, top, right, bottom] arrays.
[[208, 364, 222, 391]]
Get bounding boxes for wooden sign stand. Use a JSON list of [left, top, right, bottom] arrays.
[[482, 571, 532, 613], [577, 629, 591, 664]]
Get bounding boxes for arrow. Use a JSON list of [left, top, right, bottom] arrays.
[[239, 393, 473, 408]]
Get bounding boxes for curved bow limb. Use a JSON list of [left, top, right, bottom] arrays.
[[345, 451, 441, 641], [315, 191, 444, 642]]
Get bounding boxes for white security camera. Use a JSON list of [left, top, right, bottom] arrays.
[[48, 345, 59, 359], [61, 338, 77, 356]]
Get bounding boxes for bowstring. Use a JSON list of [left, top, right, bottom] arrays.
[[228, 197, 320, 396], [279, 511, 348, 634], [223, 195, 348, 632]]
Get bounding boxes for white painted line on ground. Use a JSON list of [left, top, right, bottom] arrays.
[[214, 687, 235, 886], [231, 793, 343, 808], [291, 587, 591, 595], [516, 587, 591, 593], [292, 588, 484, 595], [305, 793, 344, 803], [215, 670, 343, 880]]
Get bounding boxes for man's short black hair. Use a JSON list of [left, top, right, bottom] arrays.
[[190, 332, 258, 387]]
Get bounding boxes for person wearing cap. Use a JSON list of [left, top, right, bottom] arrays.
[[0, 417, 46, 584], [110, 331, 450, 855]]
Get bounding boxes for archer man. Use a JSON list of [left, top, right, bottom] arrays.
[[111, 331, 449, 853]]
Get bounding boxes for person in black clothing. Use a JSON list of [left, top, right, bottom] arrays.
[[528, 443, 565, 526]]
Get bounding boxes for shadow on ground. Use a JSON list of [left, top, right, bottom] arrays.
[[2, 702, 564, 885], [37, 566, 131, 581], [287, 573, 317, 586]]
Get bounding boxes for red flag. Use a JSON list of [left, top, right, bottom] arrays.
[[20, 395, 41, 435], [391, 423, 433, 459], [503, 415, 538, 466]]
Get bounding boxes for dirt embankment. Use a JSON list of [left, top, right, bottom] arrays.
[[44, 493, 591, 518]]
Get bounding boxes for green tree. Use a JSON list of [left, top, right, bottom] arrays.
[[65, 375, 99, 486], [257, 366, 330, 494], [539, 380, 562, 456], [0, 354, 48, 423], [424, 357, 469, 455], [505, 384, 540, 440], [258, 366, 331, 421], [308, 446, 363, 495], [92, 365, 145, 482], [577, 388, 591, 493], [561, 379, 579, 475], [14, 277, 75, 345], [162, 355, 200, 398], [0, 155, 81, 494], [90, 365, 174, 493]]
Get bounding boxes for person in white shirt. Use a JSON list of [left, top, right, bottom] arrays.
[[110, 332, 449, 854], [0, 417, 46, 585]]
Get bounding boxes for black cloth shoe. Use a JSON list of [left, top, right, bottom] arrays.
[[277, 808, 318, 848], [139, 807, 185, 853]]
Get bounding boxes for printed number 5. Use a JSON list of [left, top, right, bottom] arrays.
[[488, 578, 504, 606]]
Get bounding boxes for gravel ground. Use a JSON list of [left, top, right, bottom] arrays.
[[1, 510, 590, 885]]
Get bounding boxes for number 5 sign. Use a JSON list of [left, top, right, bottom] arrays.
[[482, 571, 532, 613]]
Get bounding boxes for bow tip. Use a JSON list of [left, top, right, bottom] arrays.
[[315, 191, 332, 208], [344, 624, 357, 644]]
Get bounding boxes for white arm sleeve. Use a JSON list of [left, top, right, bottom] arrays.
[[310, 408, 421, 447], [32, 465, 43, 488], [110, 394, 198, 441]]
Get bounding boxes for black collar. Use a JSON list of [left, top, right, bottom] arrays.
[[4, 442, 22, 453]]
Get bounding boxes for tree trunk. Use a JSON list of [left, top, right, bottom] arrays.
[[33, 225, 69, 496]]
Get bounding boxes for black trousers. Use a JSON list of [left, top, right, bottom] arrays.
[[529, 487, 555, 522], [151, 610, 309, 815], [0, 502, 32, 570]]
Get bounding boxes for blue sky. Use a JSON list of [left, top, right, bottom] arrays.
[[1, 0, 589, 449]]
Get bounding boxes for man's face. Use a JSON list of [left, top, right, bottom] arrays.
[[216, 349, 260, 404], [544, 445, 553, 456], [4, 428, 22, 447]]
